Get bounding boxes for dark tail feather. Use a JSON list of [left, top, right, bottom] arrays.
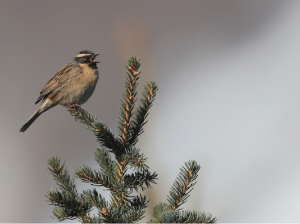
[[20, 108, 42, 132]]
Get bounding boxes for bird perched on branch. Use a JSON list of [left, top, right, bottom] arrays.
[[20, 50, 100, 132]]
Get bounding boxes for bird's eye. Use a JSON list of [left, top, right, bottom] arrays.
[[84, 56, 88, 60]]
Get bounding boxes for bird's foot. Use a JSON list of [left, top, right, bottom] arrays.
[[67, 104, 81, 108]]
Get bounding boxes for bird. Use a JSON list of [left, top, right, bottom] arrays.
[[20, 50, 100, 132]]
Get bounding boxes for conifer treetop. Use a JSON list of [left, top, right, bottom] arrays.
[[45, 56, 216, 223]]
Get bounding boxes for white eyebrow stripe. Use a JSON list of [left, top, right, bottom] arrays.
[[76, 53, 91, 57]]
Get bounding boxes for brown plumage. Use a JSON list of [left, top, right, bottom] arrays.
[[20, 50, 99, 132]]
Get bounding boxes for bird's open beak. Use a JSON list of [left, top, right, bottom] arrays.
[[90, 54, 100, 63]]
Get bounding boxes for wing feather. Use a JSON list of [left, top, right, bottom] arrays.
[[35, 63, 80, 104]]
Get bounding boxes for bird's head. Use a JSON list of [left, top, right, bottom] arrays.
[[74, 50, 100, 68]]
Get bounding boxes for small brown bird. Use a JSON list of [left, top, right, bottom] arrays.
[[20, 50, 100, 132]]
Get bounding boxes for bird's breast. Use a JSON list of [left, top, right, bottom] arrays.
[[82, 65, 99, 85], [76, 66, 99, 104]]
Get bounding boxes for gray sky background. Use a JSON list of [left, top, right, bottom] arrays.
[[1, 0, 300, 222]]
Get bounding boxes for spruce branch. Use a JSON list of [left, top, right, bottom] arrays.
[[167, 160, 200, 210], [74, 165, 117, 191], [124, 170, 158, 191], [151, 203, 216, 223], [130, 194, 148, 209], [46, 157, 77, 194], [83, 189, 109, 221], [80, 215, 103, 223], [151, 203, 172, 221], [111, 183, 134, 205], [101, 207, 145, 223], [46, 157, 92, 221], [150, 161, 217, 223], [129, 81, 158, 145], [121, 147, 149, 172], [67, 106, 122, 157], [118, 56, 141, 148], [103, 195, 148, 223], [94, 147, 118, 178]]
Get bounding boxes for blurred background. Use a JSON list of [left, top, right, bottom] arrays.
[[1, 0, 300, 222]]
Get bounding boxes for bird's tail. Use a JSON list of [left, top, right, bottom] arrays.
[[20, 107, 42, 132]]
